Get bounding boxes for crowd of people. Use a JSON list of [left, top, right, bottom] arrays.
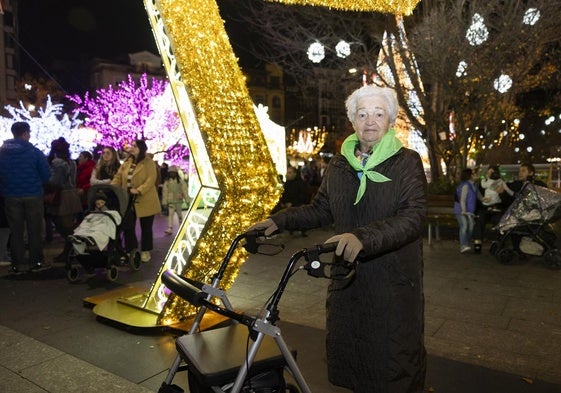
[[0, 121, 190, 274], [454, 163, 548, 254]]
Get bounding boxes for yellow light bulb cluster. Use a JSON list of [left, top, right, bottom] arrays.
[[149, 0, 281, 324], [266, 0, 420, 15]]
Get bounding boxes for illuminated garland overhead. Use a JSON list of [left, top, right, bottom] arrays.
[[266, 0, 420, 15]]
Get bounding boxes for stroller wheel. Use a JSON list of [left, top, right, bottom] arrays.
[[543, 249, 561, 270], [129, 249, 142, 271], [67, 266, 81, 282], [107, 266, 119, 281], [489, 241, 498, 255], [496, 248, 519, 265]]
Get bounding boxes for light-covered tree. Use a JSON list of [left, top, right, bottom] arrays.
[[227, 0, 561, 180], [68, 73, 188, 166]]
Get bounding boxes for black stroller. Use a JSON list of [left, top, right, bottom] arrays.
[[65, 184, 141, 282], [491, 182, 561, 269]]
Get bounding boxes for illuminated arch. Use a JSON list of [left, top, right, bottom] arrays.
[[93, 0, 420, 327]]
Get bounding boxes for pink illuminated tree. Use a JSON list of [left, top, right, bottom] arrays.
[[68, 73, 189, 167]]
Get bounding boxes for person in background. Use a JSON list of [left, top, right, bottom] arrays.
[[111, 140, 161, 262], [0, 122, 51, 273], [249, 84, 427, 392], [0, 195, 10, 267], [454, 168, 479, 254], [502, 162, 547, 205], [90, 146, 121, 185], [162, 165, 189, 235], [272, 166, 311, 213], [159, 162, 169, 216], [480, 165, 508, 213], [76, 150, 96, 210], [271, 165, 311, 236], [68, 190, 121, 255], [47, 137, 83, 262]]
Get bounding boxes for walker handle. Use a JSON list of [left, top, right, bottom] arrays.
[[162, 270, 207, 307]]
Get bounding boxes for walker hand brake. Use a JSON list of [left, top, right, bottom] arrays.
[[303, 242, 338, 278]]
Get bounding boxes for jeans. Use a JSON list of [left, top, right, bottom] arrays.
[[5, 196, 45, 270], [456, 213, 474, 248], [0, 227, 10, 261]]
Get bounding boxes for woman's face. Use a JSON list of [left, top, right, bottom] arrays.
[[101, 149, 113, 162], [130, 142, 140, 157], [354, 95, 392, 147]]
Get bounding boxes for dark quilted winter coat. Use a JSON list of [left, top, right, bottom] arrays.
[[271, 148, 427, 393]]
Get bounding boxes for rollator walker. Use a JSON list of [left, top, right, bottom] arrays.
[[158, 230, 354, 393]]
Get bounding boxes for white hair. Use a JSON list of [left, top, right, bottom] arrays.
[[345, 85, 399, 126]]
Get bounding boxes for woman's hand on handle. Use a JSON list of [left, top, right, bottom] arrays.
[[247, 218, 279, 237], [325, 233, 363, 262]]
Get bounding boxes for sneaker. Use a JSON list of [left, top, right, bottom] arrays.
[[141, 251, 151, 263], [460, 246, 472, 254], [30, 262, 48, 272], [164, 228, 173, 235], [0, 261, 12, 267], [10, 266, 28, 275]]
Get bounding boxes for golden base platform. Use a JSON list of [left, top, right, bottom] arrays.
[[84, 286, 227, 334]]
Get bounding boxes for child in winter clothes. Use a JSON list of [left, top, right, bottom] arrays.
[[68, 191, 121, 254], [162, 166, 189, 235]]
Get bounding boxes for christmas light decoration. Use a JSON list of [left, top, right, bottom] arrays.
[[266, 0, 419, 15], [68, 73, 185, 165], [466, 13, 489, 46], [2, 96, 95, 158], [92, 0, 420, 328]]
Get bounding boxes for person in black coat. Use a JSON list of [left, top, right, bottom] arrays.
[[271, 166, 311, 213], [250, 85, 427, 392]]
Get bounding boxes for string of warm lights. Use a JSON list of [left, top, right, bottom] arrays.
[[145, 0, 282, 325], [266, 0, 420, 15]]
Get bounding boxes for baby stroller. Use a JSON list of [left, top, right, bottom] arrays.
[[491, 182, 561, 269], [65, 184, 141, 282]]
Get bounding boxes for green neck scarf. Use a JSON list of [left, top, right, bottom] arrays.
[[341, 129, 403, 205]]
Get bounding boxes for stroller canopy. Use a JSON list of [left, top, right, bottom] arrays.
[[496, 182, 561, 233]]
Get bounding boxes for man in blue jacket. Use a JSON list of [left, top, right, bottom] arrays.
[[0, 122, 51, 273]]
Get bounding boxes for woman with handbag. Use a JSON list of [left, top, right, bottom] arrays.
[[46, 137, 82, 262], [111, 140, 161, 262]]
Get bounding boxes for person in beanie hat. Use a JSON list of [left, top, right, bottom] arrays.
[[162, 165, 189, 235], [68, 189, 121, 254], [0, 121, 51, 274]]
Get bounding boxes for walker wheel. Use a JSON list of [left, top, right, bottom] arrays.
[[129, 249, 141, 271], [107, 266, 119, 281], [543, 249, 561, 270], [496, 248, 518, 265], [66, 266, 81, 282]]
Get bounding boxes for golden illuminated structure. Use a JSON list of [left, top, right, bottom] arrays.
[[92, 0, 420, 328]]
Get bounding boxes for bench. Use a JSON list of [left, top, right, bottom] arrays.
[[427, 194, 456, 245]]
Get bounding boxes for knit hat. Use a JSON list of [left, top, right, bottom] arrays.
[[94, 190, 108, 202], [50, 137, 70, 152]]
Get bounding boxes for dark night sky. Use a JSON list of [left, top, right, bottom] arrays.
[[16, 0, 251, 94]]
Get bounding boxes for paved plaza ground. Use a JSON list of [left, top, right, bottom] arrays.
[[1, 215, 560, 392]]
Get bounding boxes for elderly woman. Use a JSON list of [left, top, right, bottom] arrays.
[[111, 140, 161, 262], [250, 85, 427, 392]]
